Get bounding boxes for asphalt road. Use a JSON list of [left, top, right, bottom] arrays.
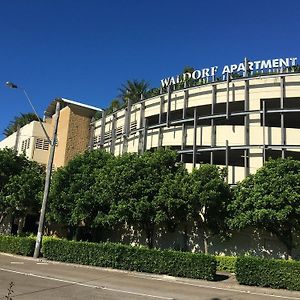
[[0, 253, 300, 300]]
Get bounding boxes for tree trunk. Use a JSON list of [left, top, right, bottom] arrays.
[[182, 224, 188, 251], [277, 230, 293, 260], [145, 226, 154, 249], [17, 217, 25, 235], [203, 230, 209, 254]]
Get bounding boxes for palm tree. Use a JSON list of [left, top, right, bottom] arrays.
[[3, 113, 39, 137], [119, 80, 150, 104], [106, 99, 123, 114]]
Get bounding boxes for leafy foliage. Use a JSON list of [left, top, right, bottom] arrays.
[[0, 148, 44, 225], [228, 158, 300, 257], [156, 164, 231, 253], [0, 235, 35, 256], [43, 237, 217, 280], [236, 256, 300, 291], [48, 150, 113, 233], [215, 256, 237, 273], [3, 113, 39, 137], [119, 80, 150, 103], [94, 148, 181, 247], [105, 99, 124, 114]]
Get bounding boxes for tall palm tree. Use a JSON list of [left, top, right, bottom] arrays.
[[3, 113, 39, 137], [119, 80, 150, 104]]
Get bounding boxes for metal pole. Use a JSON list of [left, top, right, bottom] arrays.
[[33, 100, 61, 258], [23, 89, 52, 144]]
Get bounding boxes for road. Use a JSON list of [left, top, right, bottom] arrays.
[[0, 253, 299, 300]]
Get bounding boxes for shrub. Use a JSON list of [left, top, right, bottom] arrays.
[[215, 256, 236, 273], [0, 235, 35, 256], [43, 238, 216, 280], [236, 256, 300, 291]]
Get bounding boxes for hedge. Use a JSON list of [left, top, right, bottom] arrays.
[[0, 235, 35, 256], [43, 238, 216, 280], [236, 256, 300, 291], [215, 256, 236, 273]]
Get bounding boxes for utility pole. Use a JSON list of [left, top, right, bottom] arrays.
[[33, 101, 60, 258]]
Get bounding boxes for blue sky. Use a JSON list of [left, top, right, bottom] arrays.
[[0, 0, 299, 138]]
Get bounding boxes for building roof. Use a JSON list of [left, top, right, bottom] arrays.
[[45, 97, 103, 118]]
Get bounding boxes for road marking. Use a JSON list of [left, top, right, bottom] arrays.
[[0, 267, 174, 300], [129, 274, 300, 300], [36, 262, 48, 265], [10, 262, 24, 264]]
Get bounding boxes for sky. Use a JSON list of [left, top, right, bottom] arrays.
[[0, 0, 299, 138]]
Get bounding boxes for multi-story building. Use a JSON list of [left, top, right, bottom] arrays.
[[93, 71, 300, 184], [0, 98, 101, 169], [1, 61, 300, 185]]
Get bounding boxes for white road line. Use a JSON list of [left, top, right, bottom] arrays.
[[129, 274, 300, 300], [10, 262, 24, 264], [0, 267, 173, 300], [36, 262, 48, 265]]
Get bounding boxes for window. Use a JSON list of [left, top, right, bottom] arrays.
[[35, 138, 50, 151], [21, 138, 30, 151]]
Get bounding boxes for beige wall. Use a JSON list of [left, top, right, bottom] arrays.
[[0, 121, 52, 165]]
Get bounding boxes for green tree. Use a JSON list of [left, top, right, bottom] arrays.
[[3, 113, 39, 137], [0, 148, 44, 230], [157, 164, 231, 254], [155, 167, 191, 250], [119, 80, 150, 104], [95, 149, 180, 248], [105, 99, 123, 114], [188, 165, 231, 254], [48, 149, 112, 239], [228, 158, 300, 259]]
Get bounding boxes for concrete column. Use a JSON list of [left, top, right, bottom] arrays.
[[210, 85, 216, 164], [262, 100, 266, 163], [225, 140, 229, 183], [193, 108, 197, 168], [14, 125, 21, 153], [142, 119, 148, 153], [166, 86, 171, 127], [158, 96, 164, 148], [244, 79, 250, 177], [181, 90, 188, 161], [100, 111, 106, 148], [110, 113, 116, 154], [226, 75, 230, 119], [280, 76, 286, 158], [138, 102, 145, 154], [122, 99, 132, 154]]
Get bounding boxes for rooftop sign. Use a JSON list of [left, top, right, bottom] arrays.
[[160, 57, 298, 88]]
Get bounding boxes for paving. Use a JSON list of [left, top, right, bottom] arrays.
[[0, 253, 299, 300]]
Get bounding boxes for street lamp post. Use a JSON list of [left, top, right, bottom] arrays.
[[5, 82, 61, 258]]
